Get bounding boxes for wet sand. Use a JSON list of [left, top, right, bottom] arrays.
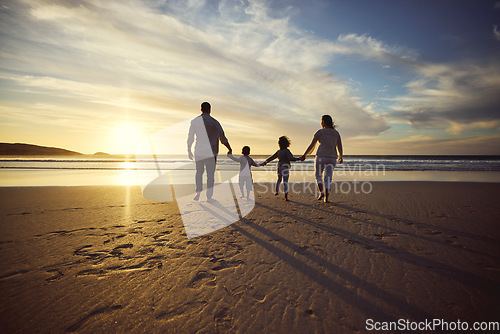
[[0, 182, 499, 333]]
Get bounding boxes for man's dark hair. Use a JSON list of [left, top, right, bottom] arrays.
[[242, 146, 250, 155], [201, 102, 211, 113]]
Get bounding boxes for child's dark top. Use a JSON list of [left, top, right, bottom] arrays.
[[265, 149, 300, 167]]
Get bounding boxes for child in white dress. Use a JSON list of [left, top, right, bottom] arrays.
[[228, 146, 263, 199]]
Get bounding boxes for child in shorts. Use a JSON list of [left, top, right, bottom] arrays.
[[262, 136, 301, 201]]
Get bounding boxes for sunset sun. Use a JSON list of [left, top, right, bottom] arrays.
[[112, 123, 144, 154]]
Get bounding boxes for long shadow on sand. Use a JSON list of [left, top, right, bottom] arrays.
[[330, 201, 499, 245], [292, 201, 500, 262], [231, 217, 434, 323], [256, 201, 495, 289], [195, 203, 422, 320]]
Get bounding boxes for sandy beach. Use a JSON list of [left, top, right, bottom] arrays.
[[0, 182, 499, 333]]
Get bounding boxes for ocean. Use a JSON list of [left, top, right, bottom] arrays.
[[1, 155, 499, 186]]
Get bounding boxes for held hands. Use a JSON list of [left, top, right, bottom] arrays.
[[300, 155, 306, 161], [260, 162, 267, 166]]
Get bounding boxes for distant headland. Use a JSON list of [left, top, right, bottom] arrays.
[[0, 143, 84, 156]]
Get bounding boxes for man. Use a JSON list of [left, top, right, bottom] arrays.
[[187, 102, 232, 201]]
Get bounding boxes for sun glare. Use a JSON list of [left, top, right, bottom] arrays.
[[112, 123, 144, 154]]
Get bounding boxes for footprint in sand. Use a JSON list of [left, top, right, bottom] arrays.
[[65, 305, 123, 332], [424, 230, 442, 236], [363, 245, 376, 251], [138, 246, 156, 255], [113, 243, 133, 249], [305, 309, 319, 319], [210, 259, 245, 271], [74, 245, 110, 262], [45, 269, 63, 282], [76, 268, 107, 277], [6, 211, 32, 216], [189, 271, 217, 288], [342, 239, 360, 245], [110, 243, 133, 256], [73, 244, 93, 255], [0, 269, 30, 280], [214, 307, 232, 330], [152, 231, 172, 242], [155, 301, 208, 320], [127, 227, 142, 234], [372, 232, 398, 240], [295, 245, 309, 254]]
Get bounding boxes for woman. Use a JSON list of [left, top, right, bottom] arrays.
[[301, 115, 343, 203]]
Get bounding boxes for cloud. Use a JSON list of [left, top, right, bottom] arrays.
[[446, 120, 500, 135], [494, 25, 500, 41], [385, 61, 500, 134], [348, 133, 500, 155], [3, 0, 497, 155], [0, 0, 390, 152], [334, 34, 418, 64]]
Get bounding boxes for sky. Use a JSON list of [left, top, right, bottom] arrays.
[[0, 0, 499, 155]]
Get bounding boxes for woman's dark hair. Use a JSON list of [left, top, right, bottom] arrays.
[[242, 146, 250, 155], [278, 136, 290, 149], [322, 115, 335, 129]]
